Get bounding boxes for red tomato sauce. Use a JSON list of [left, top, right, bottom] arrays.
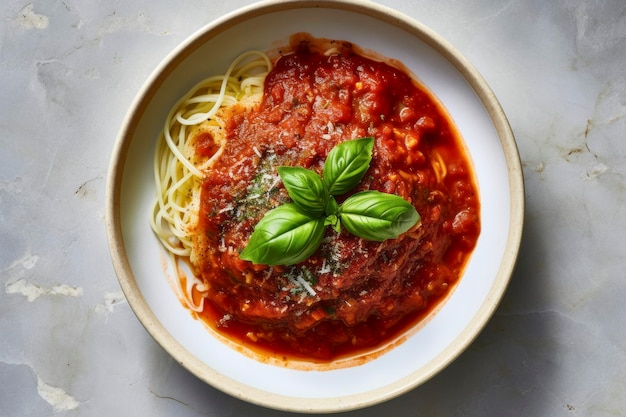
[[191, 35, 480, 363]]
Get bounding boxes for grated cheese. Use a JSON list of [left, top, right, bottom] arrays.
[[218, 205, 234, 214], [296, 276, 317, 297], [318, 259, 331, 275]]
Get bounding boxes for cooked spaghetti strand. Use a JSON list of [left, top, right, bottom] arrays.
[[150, 50, 271, 309]]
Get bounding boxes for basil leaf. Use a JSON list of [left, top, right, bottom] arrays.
[[338, 191, 420, 241], [324, 214, 341, 234], [277, 166, 327, 216], [240, 137, 422, 266], [325, 195, 339, 216], [240, 203, 325, 265], [324, 195, 341, 233], [323, 137, 374, 195]]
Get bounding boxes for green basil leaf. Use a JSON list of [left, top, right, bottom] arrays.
[[324, 196, 341, 233], [324, 214, 341, 234], [277, 166, 327, 216], [338, 191, 420, 241], [323, 137, 374, 195], [325, 195, 339, 216], [240, 203, 325, 265]]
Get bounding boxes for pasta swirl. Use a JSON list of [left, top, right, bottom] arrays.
[[150, 51, 271, 311]]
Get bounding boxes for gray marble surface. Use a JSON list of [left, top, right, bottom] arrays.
[[1, 1, 624, 416]]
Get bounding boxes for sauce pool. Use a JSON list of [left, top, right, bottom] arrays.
[[190, 35, 480, 364]]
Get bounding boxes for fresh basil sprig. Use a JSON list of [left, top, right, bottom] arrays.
[[240, 137, 420, 266]]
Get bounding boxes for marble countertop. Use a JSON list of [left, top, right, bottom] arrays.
[[1, 1, 624, 416]]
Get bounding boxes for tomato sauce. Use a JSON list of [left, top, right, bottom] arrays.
[[191, 35, 480, 363]]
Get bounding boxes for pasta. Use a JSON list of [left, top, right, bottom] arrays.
[[150, 34, 480, 365], [150, 50, 271, 310]]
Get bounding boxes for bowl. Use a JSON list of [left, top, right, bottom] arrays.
[[106, 0, 524, 413]]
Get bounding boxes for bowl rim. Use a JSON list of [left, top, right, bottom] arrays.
[[105, 0, 525, 413]]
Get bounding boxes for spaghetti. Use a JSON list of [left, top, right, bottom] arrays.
[[150, 50, 271, 310], [150, 34, 480, 365]]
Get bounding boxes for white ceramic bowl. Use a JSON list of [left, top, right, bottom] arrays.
[[106, 0, 524, 413]]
